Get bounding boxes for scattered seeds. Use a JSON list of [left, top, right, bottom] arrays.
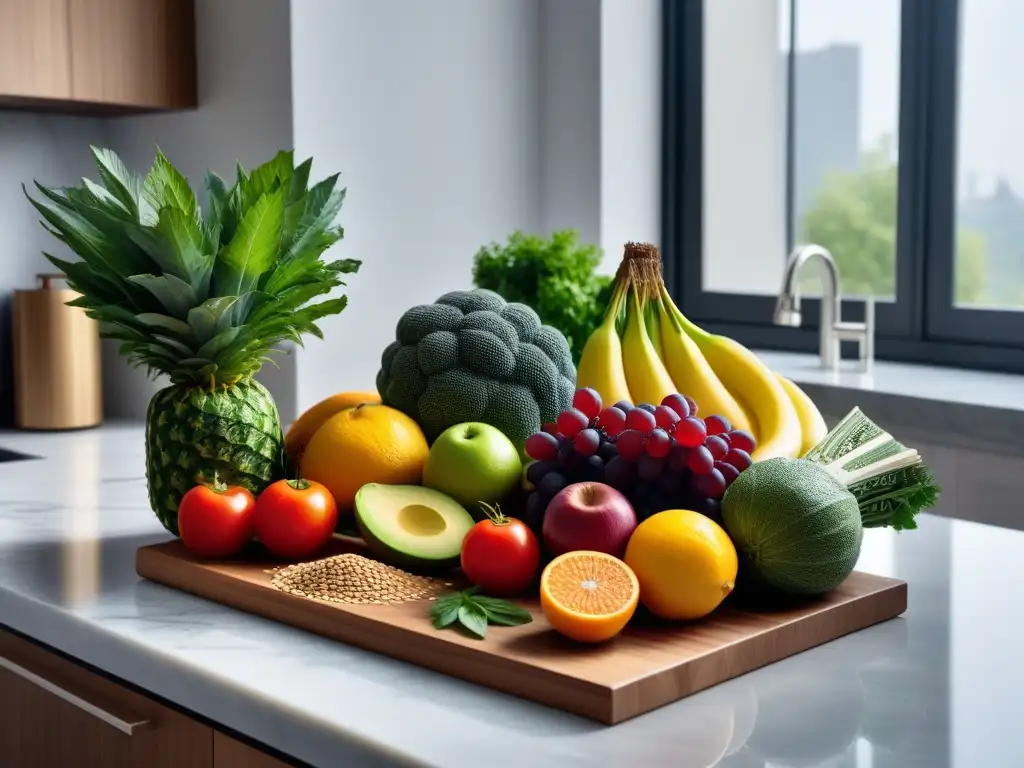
[[270, 553, 440, 605]]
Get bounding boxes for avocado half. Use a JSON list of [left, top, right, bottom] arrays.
[[353, 484, 476, 573]]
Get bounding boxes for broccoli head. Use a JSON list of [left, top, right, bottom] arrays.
[[376, 289, 576, 451]]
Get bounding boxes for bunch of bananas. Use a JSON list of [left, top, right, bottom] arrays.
[[576, 243, 826, 461]]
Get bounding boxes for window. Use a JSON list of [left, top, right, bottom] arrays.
[[662, 0, 1024, 372]]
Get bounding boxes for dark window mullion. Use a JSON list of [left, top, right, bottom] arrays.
[[896, 0, 933, 341], [660, 0, 701, 309]]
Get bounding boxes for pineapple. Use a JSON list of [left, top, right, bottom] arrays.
[[25, 147, 360, 535]]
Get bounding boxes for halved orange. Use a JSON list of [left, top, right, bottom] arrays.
[[539, 551, 640, 643]]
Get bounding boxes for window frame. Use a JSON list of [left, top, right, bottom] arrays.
[[661, 0, 1024, 374]]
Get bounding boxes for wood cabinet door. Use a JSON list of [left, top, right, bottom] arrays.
[[0, 0, 72, 100], [214, 732, 294, 768], [67, 0, 196, 109], [0, 629, 213, 768]]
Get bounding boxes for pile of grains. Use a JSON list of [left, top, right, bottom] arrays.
[[269, 553, 443, 605]]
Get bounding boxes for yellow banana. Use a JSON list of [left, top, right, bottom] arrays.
[[775, 374, 828, 456], [575, 283, 632, 406], [662, 293, 802, 460], [621, 286, 676, 406], [655, 289, 754, 434]]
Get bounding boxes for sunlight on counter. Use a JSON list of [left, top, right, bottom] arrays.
[[59, 431, 102, 607]]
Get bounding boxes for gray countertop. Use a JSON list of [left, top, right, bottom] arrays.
[[1, 352, 1022, 767]]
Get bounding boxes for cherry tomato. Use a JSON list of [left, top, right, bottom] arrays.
[[178, 478, 256, 559], [254, 478, 338, 559], [461, 503, 540, 596]]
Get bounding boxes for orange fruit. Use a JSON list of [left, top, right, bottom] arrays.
[[539, 551, 639, 643], [284, 390, 381, 462], [300, 403, 429, 514], [624, 509, 737, 621]]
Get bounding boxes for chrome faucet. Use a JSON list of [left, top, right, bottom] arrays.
[[773, 244, 874, 371]]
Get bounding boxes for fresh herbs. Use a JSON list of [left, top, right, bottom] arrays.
[[429, 587, 533, 639], [471, 229, 613, 365]]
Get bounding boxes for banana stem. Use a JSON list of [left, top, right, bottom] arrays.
[[602, 277, 630, 329], [659, 284, 711, 343]]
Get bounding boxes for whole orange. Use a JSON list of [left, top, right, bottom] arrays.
[[300, 403, 429, 513], [284, 390, 381, 462]]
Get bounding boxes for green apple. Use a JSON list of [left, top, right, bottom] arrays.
[[423, 422, 522, 515]]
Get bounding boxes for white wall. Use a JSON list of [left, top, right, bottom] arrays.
[[289, 0, 543, 411], [1, 0, 662, 426], [600, 0, 662, 270], [538, 0, 602, 247], [103, 0, 295, 420], [538, 0, 662, 275], [0, 113, 109, 424]]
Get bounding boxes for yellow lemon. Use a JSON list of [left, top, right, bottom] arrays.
[[623, 509, 738, 621]]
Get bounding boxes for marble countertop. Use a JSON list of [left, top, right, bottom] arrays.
[[0, 388, 1020, 766]]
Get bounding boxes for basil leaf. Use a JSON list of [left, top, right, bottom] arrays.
[[481, 609, 531, 627], [458, 603, 489, 639], [472, 597, 534, 624], [431, 602, 461, 629], [479, 605, 533, 627], [429, 595, 462, 621]]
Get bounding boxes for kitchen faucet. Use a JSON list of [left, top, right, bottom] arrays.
[[773, 244, 875, 372]]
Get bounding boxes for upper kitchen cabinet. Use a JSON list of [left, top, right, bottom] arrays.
[[0, 0, 197, 114], [0, 0, 72, 102]]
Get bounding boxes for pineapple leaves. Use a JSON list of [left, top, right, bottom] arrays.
[[26, 145, 358, 388], [326, 258, 361, 274], [187, 296, 239, 344], [82, 178, 127, 212], [127, 206, 212, 300], [42, 253, 123, 307], [213, 186, 286, 297], [143, 149, 199, 224], [288, 158, 313, 208], [90, 146, 149, 222], [196, 327, 242, 360], [137, 313, 195, 340], [223, 291, 276, 329], [243, 150, 293, 210], [28, 184, 153, 281], [128, 274, 198, 320], [205, 171, 236, 246]]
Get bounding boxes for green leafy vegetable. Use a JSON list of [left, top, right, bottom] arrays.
[[457, 603, 489, 639], [471, 229, 613, 364], [428, 587, 533, 639]]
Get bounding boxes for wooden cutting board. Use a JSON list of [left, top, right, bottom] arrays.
[[136, 538, 907, 725]]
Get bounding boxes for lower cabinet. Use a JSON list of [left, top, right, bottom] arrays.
[[214, 732, 292, 768], [0, 628, 290, 767]]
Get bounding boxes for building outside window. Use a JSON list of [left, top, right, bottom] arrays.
[[663, 0, 1024, 372]]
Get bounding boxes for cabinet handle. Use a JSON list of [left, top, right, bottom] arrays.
[[0, 655, 151, 735]]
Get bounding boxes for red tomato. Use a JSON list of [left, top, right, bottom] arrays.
[[178, 480, 256, 559], [460, 504, 540, 596], [254, 478, 338, 559]]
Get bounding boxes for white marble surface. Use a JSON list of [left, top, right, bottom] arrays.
[[0, 421, 1020, 767]]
